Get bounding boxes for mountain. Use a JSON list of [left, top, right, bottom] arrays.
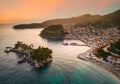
[[40, 14, 101, 27], [13, 9, 120, 29], [101, 9, 120, 27]]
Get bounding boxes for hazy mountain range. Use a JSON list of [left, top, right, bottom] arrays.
[[13, 9, 120, 29]]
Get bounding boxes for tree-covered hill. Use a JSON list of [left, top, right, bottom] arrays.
[[40, 25, 68, 39]]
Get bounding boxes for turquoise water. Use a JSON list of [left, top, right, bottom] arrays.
[[0, 25, 119, 84]]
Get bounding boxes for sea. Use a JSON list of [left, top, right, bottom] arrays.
[[0, 24, 119, 84]]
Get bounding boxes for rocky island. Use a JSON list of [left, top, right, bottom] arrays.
[[5, 41, 53, 69]]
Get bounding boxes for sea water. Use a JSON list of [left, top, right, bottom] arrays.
[[0, 24, 119, 84]]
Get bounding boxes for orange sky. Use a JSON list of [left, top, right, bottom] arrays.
[[0, 0, 120, 23]]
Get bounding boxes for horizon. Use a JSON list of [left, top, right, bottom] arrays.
[[0, 0, 120, 24], [0, 9, 119, 25]]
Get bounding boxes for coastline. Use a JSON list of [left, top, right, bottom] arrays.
[[88, 60, 120, 82], [74, 36, 120, 83], [40, 32, 120, 82], [77, 46, 120, 83], [93, 61, 120, 83]]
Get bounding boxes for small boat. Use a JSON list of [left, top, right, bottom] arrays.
[[62, 43, 68, 46], [30, 62, 34, 65], [4, 50, 10, 53], [18, 60, 23, 64], [78, 56, 89, 61], [18, 58, 26, 64], [6, 47, 12, 49], [70, 43, 78, 46]]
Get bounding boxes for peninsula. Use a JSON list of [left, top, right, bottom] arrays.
[[40, 24, 68, 39]]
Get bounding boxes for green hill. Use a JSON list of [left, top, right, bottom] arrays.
[[40, 25, 67, 39]]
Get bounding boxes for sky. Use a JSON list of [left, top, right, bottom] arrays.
[[0, 0, 120, 24]]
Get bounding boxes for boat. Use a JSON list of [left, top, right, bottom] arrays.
[[70, 43, 78, 46], [62, 43, 68, 46], [4, 50, 10, 53], [6, 47, 12, 49], [77, 56, 89, 61]]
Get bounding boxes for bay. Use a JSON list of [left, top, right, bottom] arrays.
[[0, 25, 119, 84]]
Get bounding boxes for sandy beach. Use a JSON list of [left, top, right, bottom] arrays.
[[92, 61, 120, 83], [78, 57, 120, 83], [78, 46, 120, 83], [78, 56, 120, 83]]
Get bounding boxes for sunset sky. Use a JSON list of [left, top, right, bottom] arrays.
[[0, 0, 120, 24]]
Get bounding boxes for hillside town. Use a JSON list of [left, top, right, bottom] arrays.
[[65, 24, 119, 48], [64, 24, 120, 72]]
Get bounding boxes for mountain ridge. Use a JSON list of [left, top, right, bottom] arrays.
[[13, 9, 120, 29]]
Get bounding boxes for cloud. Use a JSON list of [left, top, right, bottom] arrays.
[[0, 0, 119, 23]]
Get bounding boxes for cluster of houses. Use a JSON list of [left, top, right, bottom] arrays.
[[87, 49, 120, 71], [64, 24, 120, 71], [64, 24, 120, 48], [107, 55, 120, 70]]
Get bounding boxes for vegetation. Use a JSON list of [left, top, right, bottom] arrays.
[[96, 40, 120, 60], [15, 41, 33, 50], [31, 46, 53, 62], [76, 9, 120, 28], [96, 48, 110, 60], [117, 25, 120, 30], [13, 41, 53, 68], [108, 39, 120, 55], [40, 24, 68, 38], [101, 9, 120, 27]]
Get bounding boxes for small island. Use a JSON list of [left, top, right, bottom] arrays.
[[13, 23, 43, 29], [40, 24, 68, 39], [5, 41, 53, 69]]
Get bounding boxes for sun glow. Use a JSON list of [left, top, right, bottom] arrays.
[[0, 0, 119, 23]]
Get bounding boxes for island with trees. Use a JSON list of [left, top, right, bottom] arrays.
[[4, 41, 53, 69], [40, 24, 68, 39]]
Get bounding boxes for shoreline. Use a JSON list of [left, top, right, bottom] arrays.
[[75, 37, 120, 83], [89, 59, 120, 83], [40, 36, 120, 82], [77, 47, 120, 83]]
